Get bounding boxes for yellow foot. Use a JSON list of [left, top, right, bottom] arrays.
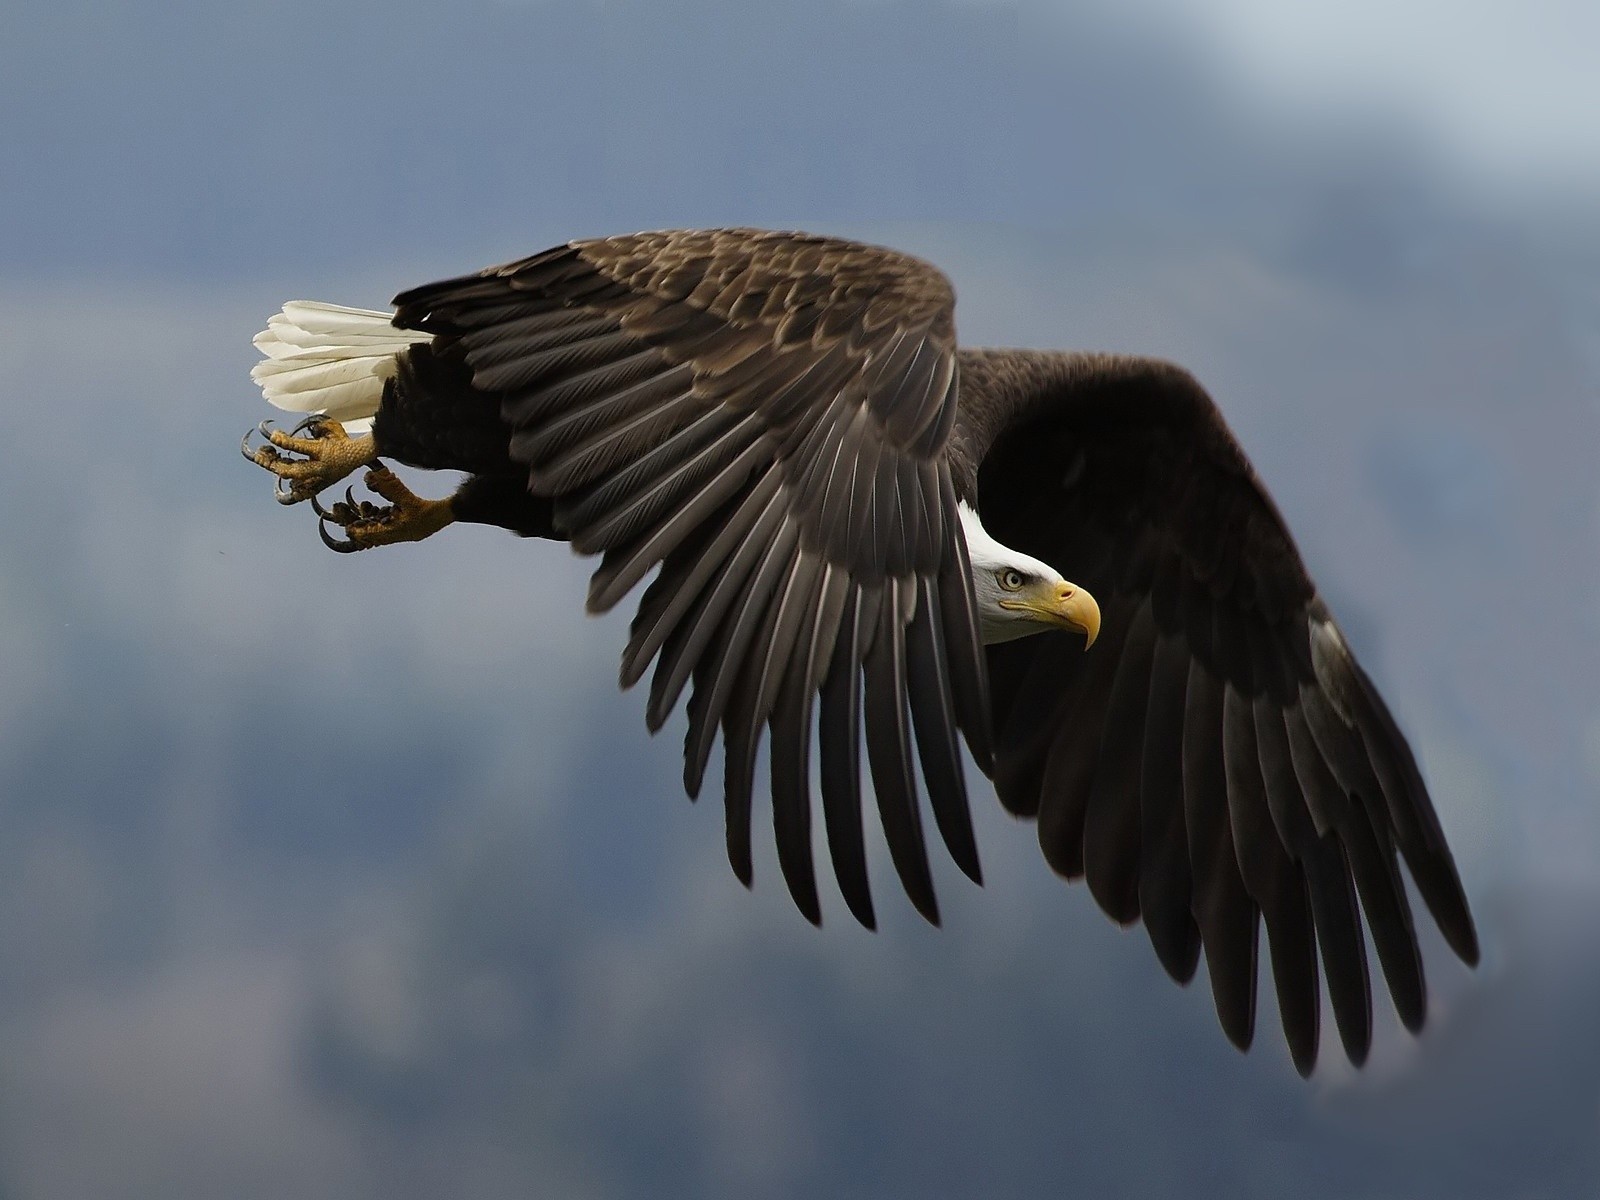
[[241, 416, 376, 505], [312, 465, 455, 553]]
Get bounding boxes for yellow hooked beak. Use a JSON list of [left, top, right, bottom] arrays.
[[1002, 580, 1101, 648]]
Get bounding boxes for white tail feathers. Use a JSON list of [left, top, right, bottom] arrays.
[[251, 301, 432, 434]]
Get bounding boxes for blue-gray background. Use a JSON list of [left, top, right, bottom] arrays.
[[2, 1, 1597, 1196]]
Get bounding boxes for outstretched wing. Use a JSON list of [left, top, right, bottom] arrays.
[[393, 229, 992, 928], [972, 352, 1478, 1074]]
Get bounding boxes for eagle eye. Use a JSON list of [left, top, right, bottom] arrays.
[[998, 569, 1026, 591]]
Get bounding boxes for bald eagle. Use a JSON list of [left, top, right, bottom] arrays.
[[244, 228, 1476, 1075]]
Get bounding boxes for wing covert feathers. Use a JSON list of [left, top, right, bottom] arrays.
[[392, 229, 986, 927], [974, 350, 1476, 1073]]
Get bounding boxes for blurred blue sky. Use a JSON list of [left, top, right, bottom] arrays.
[[2, 1, 1598, 1196]]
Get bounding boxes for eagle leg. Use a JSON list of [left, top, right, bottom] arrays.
[[241, 417, 377, 506], [311, 465, 455, 553]]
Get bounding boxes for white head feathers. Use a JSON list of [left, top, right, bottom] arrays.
[[959, 503, 1077, 644]]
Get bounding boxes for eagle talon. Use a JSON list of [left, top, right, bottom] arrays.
[[241, 415, 376, 505], [317, 514, 361, 553], [310, 467, 455, 552]]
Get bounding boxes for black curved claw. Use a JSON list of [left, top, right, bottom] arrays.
[[310, 492, 330, 517], [274, 475, 301, 505], [257, 420, 276, 439], [317, 514, 360, 553], [240, 427, 258, 461]]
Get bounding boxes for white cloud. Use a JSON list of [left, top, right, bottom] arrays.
[[1065, 0, 1600, 201]]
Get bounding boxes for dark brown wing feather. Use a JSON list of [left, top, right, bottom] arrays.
[[970, 350, 1477, 1073], [392, 229, 990, 926]]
